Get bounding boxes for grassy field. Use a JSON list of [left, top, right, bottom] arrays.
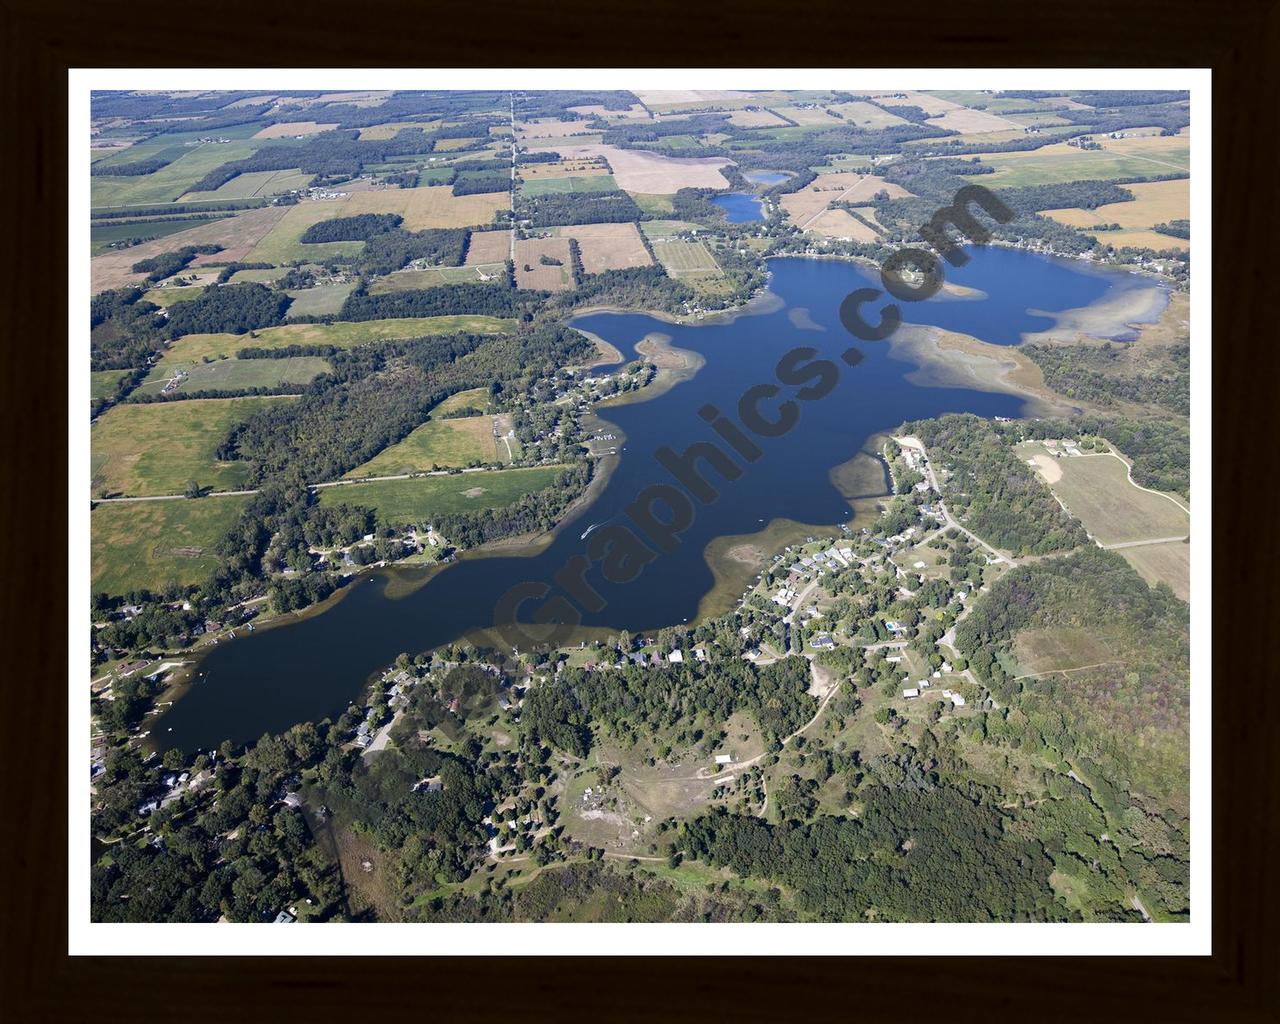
[[317, 465, 569, 526], [91, 494, 251, 596], [136, 355, 331, 396], [283, 282, 356, 317], [90, 216, 232, 256], [1043, 179, 1190, 251], [90, 370, 131, 400], [1017, 443, 1190, 545], [1013, 626, 1115, 676], [650, 238, 722, 278], [639, 220, 698, 239], [90, 396, 296, 497], [971, 138, 1192, 187], [552, 223, 652, 273], [520, 175, 619, 196], [348, 418, 498, 475], [142, 285, 206, 308], [514, 237, 574, 291], [1118, 540, 1191, 601], [179, 168, 314, 201], [160, 315, 514, 362], [90, 139, 263, 208], [369, 265, 505, 292], [628, 192, 676, 216], [226, 267, 287, 285]]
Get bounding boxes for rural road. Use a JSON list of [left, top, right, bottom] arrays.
[[1101, 535, 1189, 550]]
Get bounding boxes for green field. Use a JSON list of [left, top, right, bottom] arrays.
[[348, 416, 498, 475], [973, 141, 1192, 187], [180, 168, 314, 201], [143, 285, 206, 308], [638, 220, 697, 239], [90, 396, 295, 497], [91, 370, 131, 401], [318, 465, 568, 526], [160, 315, 515, 362], [521, 175, 619, 197], [90, 139, 264, 208], [284, 282, 357, 317], [91, 216, 232, 256], [369, 265, 506, 292], [650, 238, 722, 277], [226, 267, 287, 285], [1017, 443, 1190, 545], [137, 355, 331, 396], [91, 494, 251, 596]]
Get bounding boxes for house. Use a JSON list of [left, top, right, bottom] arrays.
[[902, 687, 920, 700], [949, 692, 966, 707], [668, 649, 684, 664], [273, 910, 296, 924], [714, 754, 733, 766], [693, 648, 707, 662], [809, 634, 835, 650]]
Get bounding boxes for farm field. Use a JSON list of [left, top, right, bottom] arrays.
[[567, 103, 650, 121], [515, 118, 602, 140], [649, 238, 722, 279], [514, 238, 574, 290], [553, 222, 653, 272], [348, 396, 500, 475], [827, 100, 909, 129], [638, 220, 697, 239], [464, 229, 512, 265], [284, 282, 357, 317], [91, 494, 251, 596], [1118, 540, 1191, 601], [369, 264, 505, 291], [771, 105, 843, 127], [551, 143, 731, 193], [251, 121, 337, 140], [358, 120, 440, 140], [970, 137, 1191, 187], [519, 159, 609, 179], [163, 315, 514, 362], [179, 167, 314, 201], [136, 355, 331, 396], [521, 175, 619, 196], [779, 173, 911, 229], [803, 208, 880, 241], [244, 186, 508, 264], [90, 369, 131, 400], [142, 285, 206, 307], [925, 107, 1018, 134], [1017, 442, 1190, 546], [90, 396, 296, 497], [90, 215, 233, 256], [91, 139, 263, 208], [1042, 179, 1190, 248], [726, 109, 790, 128], [90, 205, 290, 293], [318, 465, 568, 525]]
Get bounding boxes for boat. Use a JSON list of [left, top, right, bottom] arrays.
[[580, 523, 600, 540]]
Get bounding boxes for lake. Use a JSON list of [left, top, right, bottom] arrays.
[[153, 249, 1164, 752], [744, 171, 790, 186], [712, 193, 765, 222]]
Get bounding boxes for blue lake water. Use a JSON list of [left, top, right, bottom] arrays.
[[154, 249, 1165, 752], [712, 193, 765, 223], [744, 171, 790, 186]]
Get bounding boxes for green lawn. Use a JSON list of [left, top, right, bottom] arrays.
[[90, 396, 296, 497], [369, 265, 506, 292], [180, 168, 314, 201], [159, 315, 515, 362], [142, 285, 206, 308], [318, 465, 569, 526], [91, 494, 251, 596], [136, 356, 331, 396]]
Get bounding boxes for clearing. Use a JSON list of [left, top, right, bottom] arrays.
[[347, 390, 502, 474], [514, 237, 574, 291], [135, 356, 331, 397], [551, 143, 732, 193]]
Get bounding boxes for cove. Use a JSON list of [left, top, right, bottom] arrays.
[[153, 250, 1164, 753]]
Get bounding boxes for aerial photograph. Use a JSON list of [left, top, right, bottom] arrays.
[[85, 85, 1195, 928]]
